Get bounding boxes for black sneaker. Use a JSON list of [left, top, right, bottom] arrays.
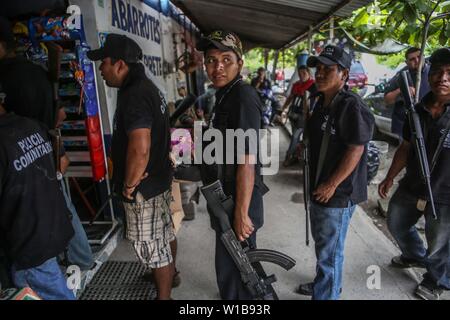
[[391, 255, 426, 269], [296, 282, 313, 296], [415, 280, 443, 300]]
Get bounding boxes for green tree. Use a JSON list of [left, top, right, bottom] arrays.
[[246, 1, 450, 74], [340, 0, 450, 49], [342, 0, 450, 99]]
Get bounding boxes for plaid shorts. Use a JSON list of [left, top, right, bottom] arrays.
[[123, 190, 175, 269]]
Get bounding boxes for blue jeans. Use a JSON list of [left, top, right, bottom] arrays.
[[12, 257, 76, 300], [61, 180, 94, 271], [310, 201, 356, 300], [387, 187, 450, 289]]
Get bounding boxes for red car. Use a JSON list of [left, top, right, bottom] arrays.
[[348, 61, 368, 95]]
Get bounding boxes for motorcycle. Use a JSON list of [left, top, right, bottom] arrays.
[[258, 88, 274, 127]]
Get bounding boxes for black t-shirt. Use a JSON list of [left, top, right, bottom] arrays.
[[209, 76, 265, 229], [400, 94, 450, 204], [112, 64, 173, 200], [308, 89, 375, 208], [0, 57, 55, 129], [0, 113, 74, 270]]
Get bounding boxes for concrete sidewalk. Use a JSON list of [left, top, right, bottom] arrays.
[[109, 127, 448, 300]]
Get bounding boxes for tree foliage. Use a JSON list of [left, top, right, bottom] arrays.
[[245, 0, 450, 72], [340, 0, 450, 51], [244, 34, 327, 73]]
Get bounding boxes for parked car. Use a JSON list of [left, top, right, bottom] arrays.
[[349, 61, 368, 96], [363, 82, 399, 140]]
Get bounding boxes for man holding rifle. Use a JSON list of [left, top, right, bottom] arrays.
[[383, 47, 431, 142], [196, 30, 267, 299], [297, 45, 374, 300], [379, 47, 450, 300]]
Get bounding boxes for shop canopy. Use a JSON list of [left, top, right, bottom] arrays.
[[171, 0, 374, 49]]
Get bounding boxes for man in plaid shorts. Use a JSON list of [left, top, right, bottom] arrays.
[[88, 34, 175, 300]]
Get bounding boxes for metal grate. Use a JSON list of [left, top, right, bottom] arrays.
[[80, 261, 157, 300]]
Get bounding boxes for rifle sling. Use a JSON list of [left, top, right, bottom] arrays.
[[430, 114, 450, 174], [314, 92, 343, 188]]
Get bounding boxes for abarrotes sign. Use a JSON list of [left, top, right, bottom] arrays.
[[109, 0, 163, 78]]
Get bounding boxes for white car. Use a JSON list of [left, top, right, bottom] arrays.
[[364, 84, 399, 140]]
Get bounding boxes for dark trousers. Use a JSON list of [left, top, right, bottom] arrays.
[[387, 187, 450, 289], [210, 183, 264, 300], [214, 231, 257, 300], [391, 105, 406, 141], [0, 247, 13, 289]]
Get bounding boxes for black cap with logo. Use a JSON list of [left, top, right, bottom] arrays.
[[87, 33, 143, 63], [196, 30, 243, 59], [307, 45, 352, 69]]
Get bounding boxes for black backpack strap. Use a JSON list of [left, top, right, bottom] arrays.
[[314, 91, 344, 188]]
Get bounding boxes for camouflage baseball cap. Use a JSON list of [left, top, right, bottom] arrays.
[[196, 30, 243, 59]]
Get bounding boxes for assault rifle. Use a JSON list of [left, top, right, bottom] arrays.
[[200, 180, 296, 300]]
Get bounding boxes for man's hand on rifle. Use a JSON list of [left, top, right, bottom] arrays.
[[313, 181, 338, 204], [234, 212, 255, 242]]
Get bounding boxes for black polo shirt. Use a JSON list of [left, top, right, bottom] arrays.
[[209, 76, 265, 229], [308, 89, 375, 208], [0, 56, 55, 129], [0, 113, 74, 270], [400, 93, 450, 205], [112, 64, 172, 201]]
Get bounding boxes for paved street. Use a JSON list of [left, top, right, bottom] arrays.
[[108, 127, 450, 300]]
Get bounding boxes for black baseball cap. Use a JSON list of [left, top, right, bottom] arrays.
[[87, 33, 142, 63], [0, 16, 14, 45], [196, 30, 243, 59], [307, 45, 352, 70], [429, 47, 450, 69]]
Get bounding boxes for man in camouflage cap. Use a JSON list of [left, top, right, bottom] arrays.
[[197, 30, 243, 59], [197, 31, 267, 300]]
